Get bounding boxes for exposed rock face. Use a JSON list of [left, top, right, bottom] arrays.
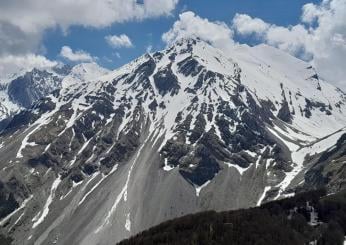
[[154, 64, 180, 96], [277, 101, 292, 123], [0, 38, 345, 245]]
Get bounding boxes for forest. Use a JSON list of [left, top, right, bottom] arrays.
[[119, 189, 346, 245]]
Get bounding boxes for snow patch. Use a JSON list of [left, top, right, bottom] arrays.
[[244, 150, 257, 158], [163, 158, 174, 171], [224, 162, 250, 176], [256, 186, 271, 206], [32, 176, 62, 228], [195, 180, 211, 197], [78, 164, 118, 206], [0, 195, 33, 226]]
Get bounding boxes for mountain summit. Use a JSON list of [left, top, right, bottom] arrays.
[[0, 38, 345, 244]]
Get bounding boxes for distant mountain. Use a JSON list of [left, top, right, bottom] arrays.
[[0, 65, 68, 131], [0, 63, 109, 130], [0, 38, 345, 245]]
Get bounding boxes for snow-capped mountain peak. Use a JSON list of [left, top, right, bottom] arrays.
[[61, 62, 110, 89]]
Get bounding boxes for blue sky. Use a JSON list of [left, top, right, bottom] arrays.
[[43, 0, 321, 70]]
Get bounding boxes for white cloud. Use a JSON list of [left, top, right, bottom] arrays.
[[232, 14, 269, 36], [162, 11, 234, 51], [233, 14, 311, 57], [232, 0, 346, 90], [0, 0, 179, 56], [60, 46, 94, 62], [0, 54, 58, 81], [105, 34, 133, 48], [301, 3, 322, 23]]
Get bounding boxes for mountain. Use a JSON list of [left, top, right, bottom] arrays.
[[0, 64, 69, 129], [0, 63, 109, 129], [0, 38, 345, 245]]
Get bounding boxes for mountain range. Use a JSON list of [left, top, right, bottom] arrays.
[[0, 38, 345, 245]]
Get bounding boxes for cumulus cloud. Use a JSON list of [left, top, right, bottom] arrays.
[[233, 14, 312, 58], [232, 14, 269, 36], [0, 54, 58, 81], [232, 0, 346, 90], [162, 11, 234, 51], [105, 34, 133, 48], [60, 46, 95, 62]]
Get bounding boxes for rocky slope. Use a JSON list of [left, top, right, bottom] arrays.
[[0, 38, 345, 245]]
